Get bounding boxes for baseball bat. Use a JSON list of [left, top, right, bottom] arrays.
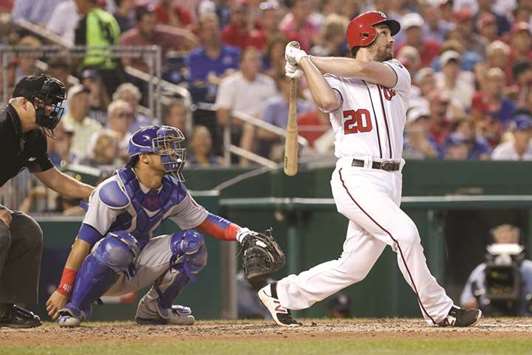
[[284, 77, 298, 176]]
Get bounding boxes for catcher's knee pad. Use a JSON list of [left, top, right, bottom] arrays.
[[93, 231, 139, 273], [170, 230, 207, 281]]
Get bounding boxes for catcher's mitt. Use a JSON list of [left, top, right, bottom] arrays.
[[240, 229, 285, 289]]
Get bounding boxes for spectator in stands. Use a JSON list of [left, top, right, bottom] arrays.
[[476, 13, 499, 47], [11, 35, 43, 86], [396, 46, 421, 80], [105, 99, 132, 158], [263, 35, 288, 78], [396, 13, 440, 67], [510, 61, 531, 111], [112, 83, 151, 133], [509, 22, 531, 64], [62, 84, 102, 162], [257, 0, 282, 44], [186, 12, 240, 103], [434, 50, 474, 112], [473, 0, 511, 36], [46, 58, 72, 91], [403, 107, 438, 160], [162, 98, 190, 138], [47, 0, 79, 46], [154, 0, 193, 28], [310, 14, 348, 57], [113, 0, 136, 33], [74, 0, 123, 95], [472, 67, 516, 128], [221, 0, 267, 51], [257, 75, 312, 159], [215, 47, 276, 164], [460, 224, 532, 316], [418, 2, 452, 43], [446, 118, 491, 160], [297, 109, 330, 149], [443, 135, 471, 160], [187, 125, 223, 167], [483, 40, 512, 82], [279, 0, 319, 51], [491, 113, 532, 161], [80, 69, 110, 125], [449, 9, 485, 58], [427, 92, 453, 151], [12, 0, 66, 25], [120, 5, 198, 73], [80, 129, 122, 174], [46, 121, 74, 167]]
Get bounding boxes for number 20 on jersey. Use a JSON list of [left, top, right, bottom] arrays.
[[343, 109, 373, 134]]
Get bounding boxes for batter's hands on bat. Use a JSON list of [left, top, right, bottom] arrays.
[[46, 290, 69, 320], [285, 41, 307, 65], [285, 62, 303, 79]]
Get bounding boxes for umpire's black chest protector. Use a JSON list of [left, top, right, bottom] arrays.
[[0, 105, 52, 187]]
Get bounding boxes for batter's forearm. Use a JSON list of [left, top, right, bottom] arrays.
[[310, 56, 396, 88], [299, 57, 340, 112], [310, 56, 365, 76]]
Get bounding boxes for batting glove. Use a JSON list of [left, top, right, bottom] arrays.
[[285, 61, 303, 79], [285, 41, 308, 65]]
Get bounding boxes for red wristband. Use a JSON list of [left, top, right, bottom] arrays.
[[57, 268, 77, 296]]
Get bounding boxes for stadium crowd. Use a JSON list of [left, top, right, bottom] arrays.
[[0, 0, 530, 171]]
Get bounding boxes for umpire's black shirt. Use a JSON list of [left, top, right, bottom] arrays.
[[0, 104, 53, 187]]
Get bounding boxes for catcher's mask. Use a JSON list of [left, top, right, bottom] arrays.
[[12, 75, 66, 131], [128, 125, 187, 181]]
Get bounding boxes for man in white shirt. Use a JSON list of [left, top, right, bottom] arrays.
[[491, 113, 532, 160], [257, 11, 481, 328], [215, 47, 276, 162], [62, 84, 102, 162]]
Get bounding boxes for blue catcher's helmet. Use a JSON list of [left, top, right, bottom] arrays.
[[128, 125, 186, 181]]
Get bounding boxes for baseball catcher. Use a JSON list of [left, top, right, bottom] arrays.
[[46, 125, 285, 326]]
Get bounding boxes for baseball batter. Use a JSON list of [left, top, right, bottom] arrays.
[[258, 11, 482, 327], [46, 125, 266, 327]]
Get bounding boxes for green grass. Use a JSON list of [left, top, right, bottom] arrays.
[[2, 337, 532, 355]]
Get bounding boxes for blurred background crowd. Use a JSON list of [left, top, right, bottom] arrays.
[[0, 0, 530, 173]]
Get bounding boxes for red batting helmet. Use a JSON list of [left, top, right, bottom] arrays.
[[346, 11, 401, 49]]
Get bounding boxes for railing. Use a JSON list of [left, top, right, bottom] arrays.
[[196, 102, 310, 168]]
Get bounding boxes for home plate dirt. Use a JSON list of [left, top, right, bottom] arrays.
[[0, 318, 530, 346]]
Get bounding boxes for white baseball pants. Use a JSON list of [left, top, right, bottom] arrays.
[[276, 157, 453, 324]]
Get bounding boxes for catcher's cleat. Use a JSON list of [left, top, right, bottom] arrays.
[[438, 306, 482, 327], [258, 283, 301, 327], [135, 295, 194, 325], [57, 308, 82, 328], [0, 304, 41, 328]]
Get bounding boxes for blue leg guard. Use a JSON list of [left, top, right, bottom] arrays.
[[66, 231, 139, 318], [136, 231, 207, 322], [156, 230, 207, 308]]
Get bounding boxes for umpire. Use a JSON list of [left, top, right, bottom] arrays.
[[0, 75, 93, 328]]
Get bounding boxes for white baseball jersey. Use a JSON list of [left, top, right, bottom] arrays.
[[275, 58, 454, 325], [324, 59, 411, 160]]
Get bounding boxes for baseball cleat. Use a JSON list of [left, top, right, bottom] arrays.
[[258, 283, 301, 327], [135, 295, 194, 325], [438, 306, 482, 327], [57, 308, 82, 328], [0, 304, 41, 328]]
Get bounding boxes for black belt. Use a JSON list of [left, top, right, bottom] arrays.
[[352, 159, 400, 171]]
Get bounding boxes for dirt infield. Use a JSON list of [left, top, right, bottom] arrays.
[[1, 318, 531, 346]]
